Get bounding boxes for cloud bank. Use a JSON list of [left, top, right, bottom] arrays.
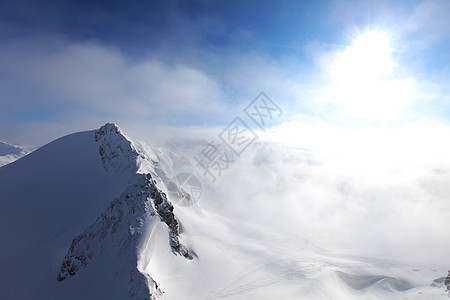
[[167, 122, 450, 267]]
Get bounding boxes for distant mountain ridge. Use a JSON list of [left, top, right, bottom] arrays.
[[0, 141, 22, 156], [0, 141, 29, 166]]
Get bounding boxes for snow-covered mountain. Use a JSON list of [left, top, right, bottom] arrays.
[[0, 123, 195, 299], [0, 123, 448, 299], [0, 141, 29, 166]]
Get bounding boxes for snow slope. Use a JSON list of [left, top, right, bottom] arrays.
[[0, 123, 448, 299]]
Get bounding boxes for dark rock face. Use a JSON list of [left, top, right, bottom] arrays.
[[151, 181, 193, 260]]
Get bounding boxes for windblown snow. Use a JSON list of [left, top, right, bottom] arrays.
[[0, 123, 448, 299]]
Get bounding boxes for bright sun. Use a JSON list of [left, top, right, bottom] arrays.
[[332, 31, 394, 82], [327, 30, 414, 121]]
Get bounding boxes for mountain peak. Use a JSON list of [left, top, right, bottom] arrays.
[[97, 122, 122, 135], [95, 123, 136, 172], [55, 124, 194, 298]]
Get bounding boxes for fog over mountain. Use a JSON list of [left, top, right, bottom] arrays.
[[0, 123, 449, 299]]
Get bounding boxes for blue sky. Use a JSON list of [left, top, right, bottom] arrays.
[[0, 0, 332, 56], [1, 0, 450, 146]]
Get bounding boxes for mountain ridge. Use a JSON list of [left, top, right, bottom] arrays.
[[56, 123, 194, 298]]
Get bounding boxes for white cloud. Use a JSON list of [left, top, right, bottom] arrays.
[[0, 36, 315, 146], [169, 121, 450, 266], [0, 37, 228, 121]]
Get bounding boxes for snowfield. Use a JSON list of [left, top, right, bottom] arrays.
[[0, 123, 448, 299]]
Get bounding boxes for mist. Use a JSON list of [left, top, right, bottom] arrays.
[[160, 121, 450, 267]]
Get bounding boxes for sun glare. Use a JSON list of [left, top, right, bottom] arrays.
[[332, 31, 394, 82], [326, 30, 413, 121]]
